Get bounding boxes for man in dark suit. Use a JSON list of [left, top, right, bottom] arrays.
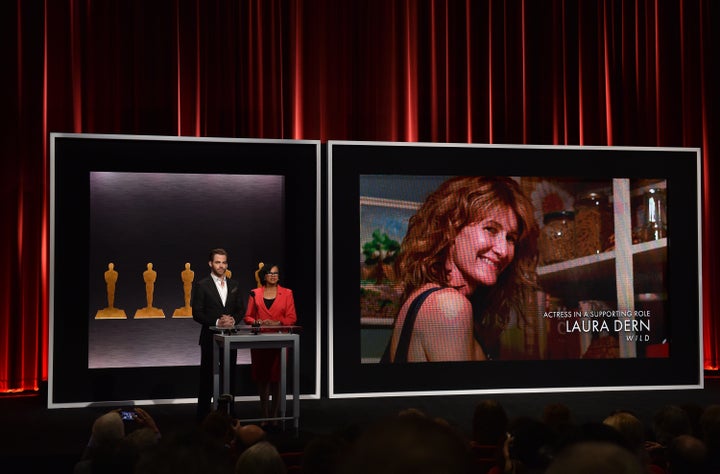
[[191, 248, 245, 421]]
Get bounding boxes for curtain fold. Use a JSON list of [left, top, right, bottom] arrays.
[[2, 0, 718, 392]]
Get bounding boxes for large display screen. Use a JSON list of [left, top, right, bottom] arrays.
[[50, 134, 321, 407], [329, 141, 702, 397], [88, 172, 285, 369]]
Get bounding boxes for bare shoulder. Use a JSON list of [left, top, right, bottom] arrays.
[[420, 288, 472, 324]]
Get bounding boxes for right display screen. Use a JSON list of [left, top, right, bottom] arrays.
[[360, 175, 668, 363], [330, 142, 701, 397]]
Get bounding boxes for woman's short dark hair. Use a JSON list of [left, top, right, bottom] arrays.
[[258, 263, 279, 285]]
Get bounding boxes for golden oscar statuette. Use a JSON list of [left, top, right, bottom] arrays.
[[134, 262, 166, 318], [172, 262, 194, 318], [95, 262, 128, 319]]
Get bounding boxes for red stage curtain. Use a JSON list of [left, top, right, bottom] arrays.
[[2, 0, 718, 392]]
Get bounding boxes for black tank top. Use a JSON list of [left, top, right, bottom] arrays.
[[381, 287, 443, 363]]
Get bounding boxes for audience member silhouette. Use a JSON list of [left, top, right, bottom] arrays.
[[603, 410, 665, 474], [234, 423, 268, 450], [195, 407, 269, 468], [234, 440, 287, 474], [541, 403, 575, 440], [300, 433, 350, 474], [336, 413, 473, 474], [199, 410, 237, 468], [111, 427, 161, 474], [556, 420, 632, 450], [665, 434, 708, 473], [652, 404, 694, 446], [488, 415, 557, 474], [470, 399, 509, 474], [63, 395, 720, 474], [545, 441, 645, 474], [75, 408, 160, 474], [700, 404, 720, 473], [134, 428, 232, 474], [74, 410, 126, 474], [681, 401, 706, 437], [646, 404, 694, 469], [472, 399, 510, 446]]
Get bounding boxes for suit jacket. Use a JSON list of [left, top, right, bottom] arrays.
[[191, 275, 245, 345], [243, 285, 297, 326]]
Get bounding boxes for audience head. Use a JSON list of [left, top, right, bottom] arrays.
[[134, 429, 230, 474], [398, 406, 452, 427], [77, 396, 720, 474], [555, 421, 633, 455], [602, 411, 646, 453], [111, 427, 160, 474], [652, 404, 693, 445], [506, 415, 556, 471], [472, 399, 509, 445], [91, 410, 125, 446], [337, 414, 473, 474], [542, 403, 574, 436], [124, 426, 160, 448], [700, 404, 720, 449], [234, 441, 287, 474], [75, 410, 127, 474], [680, 402, 705, 436], [201, 410, 234, 447], [234, 423, 267, 448], [545, 441, 645, 474], [666, 434, 707, 473], [300, 434, 350, 474], [397, 407, 428, 418]]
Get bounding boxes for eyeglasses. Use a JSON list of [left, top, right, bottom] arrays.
[[266, 272, 279, 275]]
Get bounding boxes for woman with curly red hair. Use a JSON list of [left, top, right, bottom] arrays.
[[384, 176, 539, 362]]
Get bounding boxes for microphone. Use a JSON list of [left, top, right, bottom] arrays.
[[249, 290, 260, 333]]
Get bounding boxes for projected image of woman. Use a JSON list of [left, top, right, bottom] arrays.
[[385, 176, 538, 362]]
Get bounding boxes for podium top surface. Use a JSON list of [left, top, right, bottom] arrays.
[[210, 324, 302, 334]]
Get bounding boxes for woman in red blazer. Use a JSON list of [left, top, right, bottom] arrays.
[[244, 263, 297, 423]]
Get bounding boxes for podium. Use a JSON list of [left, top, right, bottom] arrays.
[[212, 326, 300, 431]]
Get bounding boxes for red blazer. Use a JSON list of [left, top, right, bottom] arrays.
[[244, 285, 297, 327]]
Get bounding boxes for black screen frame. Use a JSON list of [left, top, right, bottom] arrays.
[[49, 134, 321, 407], [328, 141, 702, 398]]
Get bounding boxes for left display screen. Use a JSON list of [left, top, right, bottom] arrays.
[[50, 134, 321, 407], [88, 172, 284, 369]]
